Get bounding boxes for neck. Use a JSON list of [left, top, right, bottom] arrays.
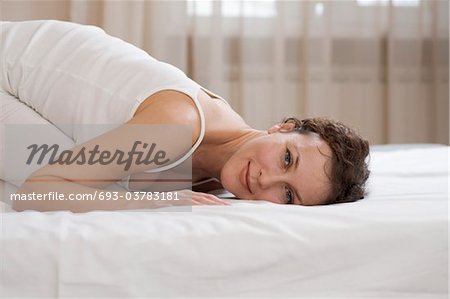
[[194, 129, 266, 180]]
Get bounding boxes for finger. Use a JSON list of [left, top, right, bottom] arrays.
[[204, 193, 230, 203], [194, 196, 229, 205], [211, 196, 231, 205], [191, 200, 202, 206]]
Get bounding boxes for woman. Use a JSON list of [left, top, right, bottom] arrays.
[[1, 20, 370, 212]]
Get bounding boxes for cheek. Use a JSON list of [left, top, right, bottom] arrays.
[[255, 146, 278, 170]]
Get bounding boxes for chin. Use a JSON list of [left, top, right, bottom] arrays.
[[230, 188, 245, 199], [221, 180, 237, 196], [221, 163, 247, 198], [220, 175, 240, 198]]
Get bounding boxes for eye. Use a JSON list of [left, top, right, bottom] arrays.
[[282, 148, 294, 204], [284, 187, 294, 204], [284, 148, 292, 168]]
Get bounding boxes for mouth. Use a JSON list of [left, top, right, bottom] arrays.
[[244, 161, 253, 194]]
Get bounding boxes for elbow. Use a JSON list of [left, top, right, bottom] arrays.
[[11, 200, 26, 212], [12, 177, 52, 212]]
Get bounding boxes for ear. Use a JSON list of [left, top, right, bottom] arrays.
[[268, 122, 295, 134]]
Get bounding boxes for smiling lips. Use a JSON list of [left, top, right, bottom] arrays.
[[244, 161, 253, 194]]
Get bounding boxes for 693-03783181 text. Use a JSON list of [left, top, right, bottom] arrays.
[[9, 191, 179, 202]]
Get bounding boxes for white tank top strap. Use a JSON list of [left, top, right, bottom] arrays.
[[199, 86, 230, 107], [119, 84, 221, 191]]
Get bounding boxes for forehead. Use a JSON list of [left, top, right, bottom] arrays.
[[288, 132, 332, 205]]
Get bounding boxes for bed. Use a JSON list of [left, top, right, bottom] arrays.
[[0, 144, 448, 298]]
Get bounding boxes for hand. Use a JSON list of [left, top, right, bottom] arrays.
[[174, 189, 230, 206], [126, 189, 230, 210]]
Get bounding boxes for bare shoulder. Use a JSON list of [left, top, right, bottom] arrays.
[[129, 90, 202, 144], [131, 90, 200, 125]]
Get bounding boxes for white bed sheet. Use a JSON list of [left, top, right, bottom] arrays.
[[0, 145, 448, 298]]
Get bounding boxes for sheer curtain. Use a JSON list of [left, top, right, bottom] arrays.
[[2, 0, 448, 144]]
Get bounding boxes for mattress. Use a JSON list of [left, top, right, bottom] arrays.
[[0, 144, 448, 298]]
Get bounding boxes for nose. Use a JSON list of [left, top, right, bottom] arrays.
[[257, 168, 285, 190]]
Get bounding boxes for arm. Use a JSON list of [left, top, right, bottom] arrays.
[[14, 91, 225, 212], [14, 176, 140, 212], [13, 176, 228, 212], [13, 122, 182, 211]]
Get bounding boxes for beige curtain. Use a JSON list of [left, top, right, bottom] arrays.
[[2, 0, 448, 144]]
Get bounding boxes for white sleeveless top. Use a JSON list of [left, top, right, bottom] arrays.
[[1, 20, 226, 190]]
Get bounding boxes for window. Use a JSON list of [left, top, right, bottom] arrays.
[[187, 0, 276, 17], [357, 0, 420, 7]]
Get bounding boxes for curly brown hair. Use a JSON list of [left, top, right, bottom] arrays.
[[282, 117, 370, 204]]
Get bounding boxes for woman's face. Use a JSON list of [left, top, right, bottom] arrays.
[[220, 125, 332, 206]]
